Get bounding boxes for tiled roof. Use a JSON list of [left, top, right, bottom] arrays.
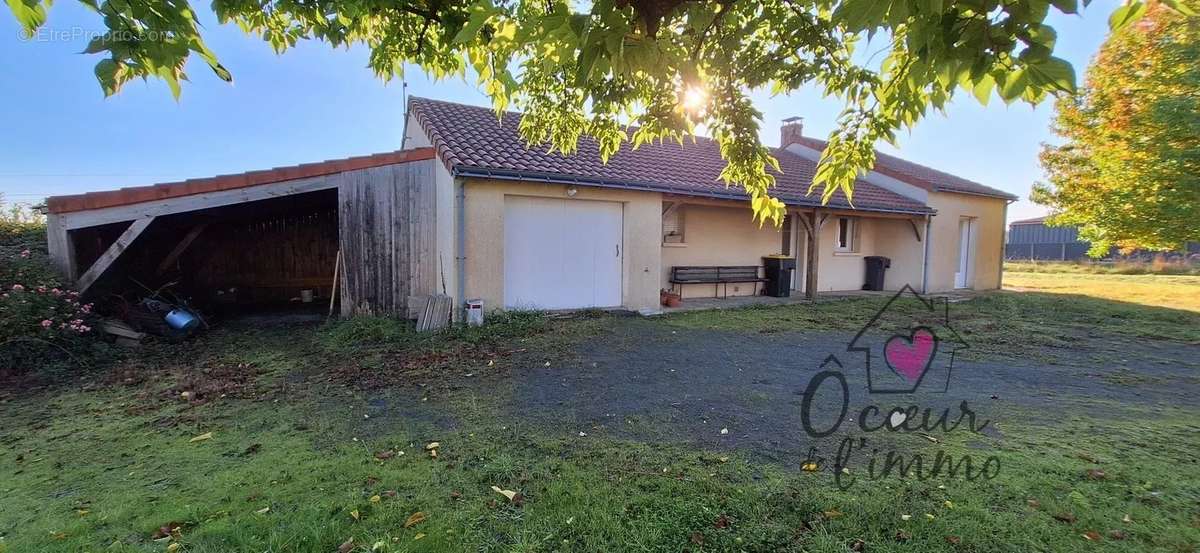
[[791, 136, 1018, 200], [46, 148, 436, 214], [1010, 216, 1048, 225], [409, 97, 933, 215]]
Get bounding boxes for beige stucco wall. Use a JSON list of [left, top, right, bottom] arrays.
[[661, 204, 787, 298], [806, 214, 923, 292], [660, 205, 925, 296], [924, 192, 1007, 292], [872, 218, 927, 291], [462, 178, 663, 313]]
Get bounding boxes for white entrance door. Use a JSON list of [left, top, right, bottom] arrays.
[[955, 217, 973, 289], [503, 196, 623, 309]]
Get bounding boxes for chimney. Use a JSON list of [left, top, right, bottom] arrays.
[[780, 116, 804, 149]]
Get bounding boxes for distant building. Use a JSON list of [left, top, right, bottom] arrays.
[[1007, 216, 1200, 261], [1005, 216, 1091, 260]]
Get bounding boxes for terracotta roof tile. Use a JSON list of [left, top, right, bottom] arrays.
[[46, 148, 436, 214], [791, 136, 1017, 200], [409, 97, 933, 215]]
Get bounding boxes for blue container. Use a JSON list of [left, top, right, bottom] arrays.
[[164, 309, 199, 331]]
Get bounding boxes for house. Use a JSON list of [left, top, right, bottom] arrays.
[[42, 97, 1015, 318]]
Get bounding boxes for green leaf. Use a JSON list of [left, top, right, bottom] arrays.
[[6, 0, 47, 33], [1108, 2, 1147, 32], [1051, 0, 1079, 14], [1027, 56, 1076, 93], [999, 69, 1029, 103], [972, 74, 996, 106], [94, 59, 120, 97]]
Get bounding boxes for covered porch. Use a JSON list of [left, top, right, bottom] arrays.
[[660, 195, 932, 302]]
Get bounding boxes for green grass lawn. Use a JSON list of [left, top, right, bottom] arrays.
[[1005, 271, 1200, 313], [2, 287, 1199, 552]]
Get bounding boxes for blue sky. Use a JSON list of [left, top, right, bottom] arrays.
[[0, 2, 1116, 223]]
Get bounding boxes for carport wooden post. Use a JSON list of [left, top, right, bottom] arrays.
[[796, 209, 826, 300], [75, 217, 155, 294]]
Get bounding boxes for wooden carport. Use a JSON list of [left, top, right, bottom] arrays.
[[44, 147, 440, 317]]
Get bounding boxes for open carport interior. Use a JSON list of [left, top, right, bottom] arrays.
[[68, 189, 340, 320]]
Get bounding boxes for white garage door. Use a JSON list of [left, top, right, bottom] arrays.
[[504, 196, 623, 310]]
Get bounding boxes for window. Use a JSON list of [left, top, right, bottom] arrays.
[[835, 217, 859, 252], [663, 204, 685, 244]]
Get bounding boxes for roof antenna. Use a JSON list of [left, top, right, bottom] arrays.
[[400, 79, 410, 149]]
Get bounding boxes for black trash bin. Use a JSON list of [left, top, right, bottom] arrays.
[[763, 256, 796, 297], [863, 256, 891, 291]]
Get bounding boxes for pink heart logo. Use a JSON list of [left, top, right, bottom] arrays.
[[883, 327, 939, 383]]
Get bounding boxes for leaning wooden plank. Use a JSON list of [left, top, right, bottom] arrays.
[[76, 217, 155, 295], [429, 295, 452, 330], [328, 249, 342, 318], [154, 223, 209, 275], [100, 319, 146, 340]]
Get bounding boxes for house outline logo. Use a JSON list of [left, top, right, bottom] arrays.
[[846, 285, 968, 394]]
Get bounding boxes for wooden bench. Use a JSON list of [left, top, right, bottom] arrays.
[[669, 266, 767, 298]]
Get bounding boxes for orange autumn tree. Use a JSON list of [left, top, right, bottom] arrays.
[[1034, 1, 1200, 256]]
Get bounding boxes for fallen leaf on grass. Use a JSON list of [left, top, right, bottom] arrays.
[[189, 432, 213, 443], [491, 486, 518, 502], [1085, 468, 1107, 480], [1082, 531, 1102, 542], [893, 530, 911, 542], [1108, 530, 1126, 540], [369, 495, 381, 504], [1054, 513, 1078, 524], [404, 512, 426, 528], [801, 462, 819, 472], [414, 533, 426, 540], [350, 509, 360, 521], [372, 540, 387, 551], [689, 532, 704, 545], [383, 490, 398, 498], [945, 535, 961, 545], [713, 514, 731, 529], [919, 433, 940, 443], [255, 507, 270, 514], [374, 450, 395, 460], [449, 491, 462, 500], [152, 523, 185, 539], [337, 538, 354, 553], [1122, 514, 1133, 523], [1027, 499, 1041, 509], [850, 538, 865, 551], [425, 442, 440, 451], [900, 514, 912, 521], [823, 509, 844, 519]]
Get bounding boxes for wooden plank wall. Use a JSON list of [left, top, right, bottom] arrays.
[[188, 208, 339, 305], [337, 159, 436, 317]]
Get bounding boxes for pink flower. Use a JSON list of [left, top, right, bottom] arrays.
[[11, 284, 24, 291], [19, 249, 30, 258], [40, 319, 52, 328]]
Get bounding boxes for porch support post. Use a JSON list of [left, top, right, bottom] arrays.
[[797, 208, 827, 300]]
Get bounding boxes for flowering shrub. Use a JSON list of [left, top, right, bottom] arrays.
[[1, 221, 111, 377]]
